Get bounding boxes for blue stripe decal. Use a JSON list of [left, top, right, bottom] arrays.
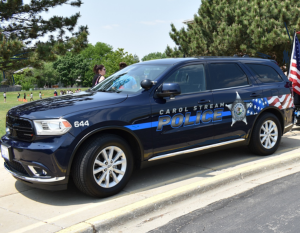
[[125, 122, 152, 131], [125, 111, 232, 131]]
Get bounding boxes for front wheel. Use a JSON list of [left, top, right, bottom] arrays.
[[249, 113, 282, 156], [72, 134, 134, 198]]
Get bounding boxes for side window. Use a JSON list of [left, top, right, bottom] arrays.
[[209, 63, 249, 89], [163, 64, 206, 94], [246, 64, 283, 83]]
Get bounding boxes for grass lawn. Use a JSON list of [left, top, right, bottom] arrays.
[[0, 88, 89, 136]]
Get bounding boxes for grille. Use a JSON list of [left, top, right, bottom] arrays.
[[7, 117, 32, 128], [6, 116, 34, 141], [5, 160, 29, 176]]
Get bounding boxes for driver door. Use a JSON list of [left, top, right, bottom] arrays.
[[150, 63, 215, 158]]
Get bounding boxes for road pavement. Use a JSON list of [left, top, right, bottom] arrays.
[[149, 171, 300, 233], [0, 126, 300, 233]]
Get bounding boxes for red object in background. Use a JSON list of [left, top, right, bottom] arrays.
[[296, 31, 300, 34]]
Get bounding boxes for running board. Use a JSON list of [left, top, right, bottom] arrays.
[[148, 138, 245, 161]]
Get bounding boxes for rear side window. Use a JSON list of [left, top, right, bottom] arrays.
[[246, 64, 283, 83], [209, 63, 249, 89]]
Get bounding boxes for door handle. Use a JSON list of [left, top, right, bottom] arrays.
[[198, 99, 211, 104], [250, 93, 260, 97]]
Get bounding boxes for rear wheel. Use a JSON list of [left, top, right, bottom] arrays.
[[249, 113, 282, 155], [72, 134, 134, 198]]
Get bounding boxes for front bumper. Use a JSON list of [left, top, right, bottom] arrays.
[[1, 133, 75, 191], [4, 161, 65, 183], [4, 161, 67, 191]]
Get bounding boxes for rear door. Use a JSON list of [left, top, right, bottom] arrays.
[[245, 63, 292, 105], [244, 63, 294, 127], [208, 62, 262, 142], [150, 63, 215, 157]]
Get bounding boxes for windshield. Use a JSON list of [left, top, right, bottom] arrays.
[[91, 64, 171, 93]]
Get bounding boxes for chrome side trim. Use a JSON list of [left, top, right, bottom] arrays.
[[4, 163, 65, 183], [285, 123, 294, 129], [148, 138, 245, 161], [212, 85, 251, 92]]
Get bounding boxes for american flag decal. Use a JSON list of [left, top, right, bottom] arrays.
[[247, 98, 269, 115], [267, 94, 294, 109], [246, 95, 294, 116]]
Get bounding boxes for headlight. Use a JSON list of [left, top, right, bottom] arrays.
[[33, 119, 72, 135]]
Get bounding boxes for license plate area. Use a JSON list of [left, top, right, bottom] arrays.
[[1, 144, 12, 161]]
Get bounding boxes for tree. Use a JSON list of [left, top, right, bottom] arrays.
[[33, 62, 59, 87], [167, 0, 300, 68], [141, 52, 167, 61], [13, 68, 35, 90], [100, 48, 139, 77], [0, 0, 88, 74], [80, 42, 113, 61], [53, 53, 89, 87], [133, 54, 140, 63], [82, 47, 139, 86]]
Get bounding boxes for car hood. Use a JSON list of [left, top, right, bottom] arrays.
[[7, 91, 128, 119]]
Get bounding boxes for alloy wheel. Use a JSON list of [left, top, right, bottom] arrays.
[[93, 146, 127, 188], [260, 120, 278, 149]]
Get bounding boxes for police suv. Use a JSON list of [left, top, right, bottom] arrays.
[[1, 57, 295, 197]]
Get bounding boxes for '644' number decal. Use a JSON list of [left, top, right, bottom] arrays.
[[74, 121, 89, 127]]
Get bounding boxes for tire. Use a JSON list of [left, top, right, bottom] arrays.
[[72, 134, 134, 198], [249, 113, 282, 156]]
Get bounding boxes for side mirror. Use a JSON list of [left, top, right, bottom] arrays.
[[156, 83, 181, 98], [141, 79, 156, 90]]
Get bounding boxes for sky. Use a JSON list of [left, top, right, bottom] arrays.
[[23, 0, 202, 60]]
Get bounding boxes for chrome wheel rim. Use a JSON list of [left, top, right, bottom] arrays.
[[260, 120, 278, 149], [93, 146, 127, 188]]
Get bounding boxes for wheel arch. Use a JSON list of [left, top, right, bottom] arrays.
[[249, 106, 285, 140], [67, 126, 144, 176]]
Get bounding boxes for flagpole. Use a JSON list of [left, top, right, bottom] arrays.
[[288, 30, 296, 76]]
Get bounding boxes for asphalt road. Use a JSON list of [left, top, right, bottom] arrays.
[[149, 171, 300, 233]]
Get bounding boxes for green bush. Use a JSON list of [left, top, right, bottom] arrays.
[[21, 81, 34, 91]]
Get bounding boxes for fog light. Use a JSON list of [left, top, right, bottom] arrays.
[[42, 170, 47, 175]]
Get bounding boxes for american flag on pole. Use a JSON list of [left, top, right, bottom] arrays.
[[288, 33, 300, 95]]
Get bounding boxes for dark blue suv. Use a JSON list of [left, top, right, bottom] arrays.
[[1, 57, 295, 197]]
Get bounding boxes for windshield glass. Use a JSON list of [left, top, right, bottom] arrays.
[[91, 64, 171, 93]]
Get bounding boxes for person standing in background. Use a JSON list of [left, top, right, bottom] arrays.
[[23, 92, 26, 101], [30, 92, 34, 102], [119, 62, 127, 70], [54, 90, 57, 96], [3, 92, 6, 103], [39, 92, 42, 99], [17, 92, 20, 101], [92, 65, 106, 86]]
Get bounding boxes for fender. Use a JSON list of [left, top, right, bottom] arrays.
[[66, 126, 145, 176], [247, 106, 285, 141]]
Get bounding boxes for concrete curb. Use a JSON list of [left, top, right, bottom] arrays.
[[57, 152, 300, 233]]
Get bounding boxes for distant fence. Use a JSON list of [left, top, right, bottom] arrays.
[[0, 86, 22, 92]]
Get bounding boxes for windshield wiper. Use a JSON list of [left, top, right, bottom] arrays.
[[97, 89, 122, 93]]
